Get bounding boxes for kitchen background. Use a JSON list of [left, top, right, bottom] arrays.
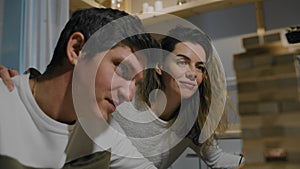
[[1, 0, 299, 168]]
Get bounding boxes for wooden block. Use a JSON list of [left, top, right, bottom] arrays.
[[244, 162, 300, 169], [237, 76, 299, 94], [238, 100, 300, 115], [235, 64, 297, 81], [237, 81, 293, 94], [242, 32, 285, 50], [239, 101, 279, 115], [241, 112, 300, 138], [264, 32, 282, 44], [234, 48, 299, 71], [236, 73, 299, 84], [242, 136, 300, 164], [274, 53, 299, 65], [233, 47, 291, 71], [252, 53, 297, 67], [242, 126, 300, 139], [242, 35, 260, 49], [241, 29, 286, 50], [237, 86, 300, 102], [281, 101, 300, 112], [240, 112, 300, 129], [234, 56, 253, 70], [239, 99, 300, 114]]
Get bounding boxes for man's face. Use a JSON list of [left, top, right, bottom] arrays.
[[95, 44, 144, 120]]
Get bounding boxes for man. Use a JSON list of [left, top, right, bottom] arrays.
[[0, 8, 159, 169]]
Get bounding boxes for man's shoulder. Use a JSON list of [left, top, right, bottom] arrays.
[[1, 74, 27, 96], [0, 155, 40, 169], [0, 75, 28, 113], [63, 151, 111, 169], [0, 74, 26, 92]]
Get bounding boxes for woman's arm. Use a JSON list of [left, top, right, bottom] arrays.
[[0, 66, 41, 91], [0, 65, 19, 91], [189, 136, 245, 169]]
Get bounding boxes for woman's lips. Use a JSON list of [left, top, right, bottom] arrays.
[[179, 81, 196, 90]]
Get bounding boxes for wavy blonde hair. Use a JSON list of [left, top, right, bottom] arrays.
[[137, 26, 228, 147]]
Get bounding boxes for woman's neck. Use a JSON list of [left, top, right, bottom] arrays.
[[151, 89, 181, 121]]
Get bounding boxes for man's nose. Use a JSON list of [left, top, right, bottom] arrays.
[[118, 80, 136, 103]]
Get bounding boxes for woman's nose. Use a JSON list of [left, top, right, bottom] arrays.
[[186, 67, 197, 80]]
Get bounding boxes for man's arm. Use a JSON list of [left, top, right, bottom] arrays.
[[0, 65, 19, 91]]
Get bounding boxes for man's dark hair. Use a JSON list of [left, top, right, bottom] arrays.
[[45, 8, 159, 75]]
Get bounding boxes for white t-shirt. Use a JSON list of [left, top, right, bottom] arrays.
[[0, 74, 71, 168], [66, 119, 158, 169]]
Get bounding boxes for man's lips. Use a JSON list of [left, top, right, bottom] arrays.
[[107, 98, 116, 113]]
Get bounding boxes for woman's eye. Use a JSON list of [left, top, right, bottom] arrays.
[[177, 60, 187, 66], [196, 65, 205, 73]]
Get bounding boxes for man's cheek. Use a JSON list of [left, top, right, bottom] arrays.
[[134, 71, 144, 83]]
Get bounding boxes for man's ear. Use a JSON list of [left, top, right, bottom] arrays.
[[66, 32, 85, 65], [155, 64, 162, 75]]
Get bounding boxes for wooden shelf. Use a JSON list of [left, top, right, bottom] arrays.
[[70, 0, 104, 14], [70, 0, 267, 32], [136, 0, 265, 26]]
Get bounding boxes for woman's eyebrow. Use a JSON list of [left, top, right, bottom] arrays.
[[177, 54, 205, 64], [176, 54, 191, 61], [196, 62, 205, 66]]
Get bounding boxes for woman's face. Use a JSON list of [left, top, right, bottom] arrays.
[[162, 42, 206, 99]]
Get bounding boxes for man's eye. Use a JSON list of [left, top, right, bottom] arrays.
[[116, 63, 131, 80]]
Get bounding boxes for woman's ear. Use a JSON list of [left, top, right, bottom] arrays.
[[66, 32, 85, 65], [155, 64, 162, 75]]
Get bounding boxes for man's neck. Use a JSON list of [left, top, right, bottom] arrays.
[[29, 71, 76, 124]]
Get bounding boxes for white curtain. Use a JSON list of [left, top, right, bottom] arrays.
[[0, 0, 4, 63], [21, 0, 69, 73]]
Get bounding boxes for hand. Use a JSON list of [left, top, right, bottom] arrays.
[[236, 162, 245, 169], [235, 153, 245, 169], [0, 65, 19, 91]]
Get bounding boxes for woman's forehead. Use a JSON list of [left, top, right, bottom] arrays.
[[173, 42, 206, 62]]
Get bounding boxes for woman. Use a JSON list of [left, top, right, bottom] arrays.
[[112, 26, 244, 169]]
